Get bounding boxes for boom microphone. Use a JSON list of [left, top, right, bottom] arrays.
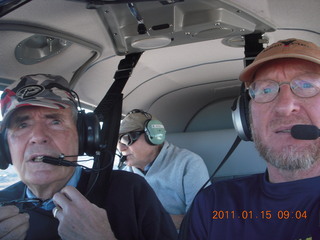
[[117, 155, 127, 169], [291, 125, 320, 140], [32, 153, 111, 172], [33, 155, 78, 167]]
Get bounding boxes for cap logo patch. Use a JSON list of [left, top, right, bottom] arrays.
[[261, 39, 309, 54], [16, 85, 45, 99], [280, 40, 296, 46]]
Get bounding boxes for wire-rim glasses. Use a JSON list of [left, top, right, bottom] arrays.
[[248, 75, 320, 103]]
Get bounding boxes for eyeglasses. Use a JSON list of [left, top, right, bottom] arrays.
[[0, 198, 44, 213], [248, 75, 320, 103], [119, 131, 144, 146]]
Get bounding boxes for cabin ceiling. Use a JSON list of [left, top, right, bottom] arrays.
[[0, 0, 319, 131]]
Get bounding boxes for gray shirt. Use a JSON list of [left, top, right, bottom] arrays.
[[124, 141, 210, 214]]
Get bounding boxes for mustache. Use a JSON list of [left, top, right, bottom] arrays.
[[267, 117, 311, 129]]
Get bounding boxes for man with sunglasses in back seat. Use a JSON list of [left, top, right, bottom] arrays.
[[117, 109, 210, 230]]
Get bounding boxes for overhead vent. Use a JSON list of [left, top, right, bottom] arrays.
[[95, 0, 275, 55], [15, 35, 72, 65], [222, 34, 269, 48]]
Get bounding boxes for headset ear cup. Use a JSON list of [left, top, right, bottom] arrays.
[[83, 112, 100, 156], [0, 131, 11, 170], [144, 119, 166, 145], [231, 91, 252, 141], [77, 111, 85, 156], [77, 111, 101, 156]]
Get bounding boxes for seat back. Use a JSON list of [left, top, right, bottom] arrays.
[[166, 129, 266, 180]]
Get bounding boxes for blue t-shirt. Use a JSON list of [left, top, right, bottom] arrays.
[[185, 172, 320, 240]]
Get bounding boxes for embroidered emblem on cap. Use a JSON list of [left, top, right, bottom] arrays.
[[239, 38, 320, 83], [280, 40, 295, 46], [16, 85, 45, 99]]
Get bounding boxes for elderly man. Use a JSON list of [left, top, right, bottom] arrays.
[[180, 38, 320, 239], [0, 74, 177, 240], [117, 109, 210, 230]]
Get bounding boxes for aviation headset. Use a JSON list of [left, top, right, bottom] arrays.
[[231, 83, 252, 141], [126, 109, 166, 145], [0, 97, 101, 170], [231, 33, 267, 142]]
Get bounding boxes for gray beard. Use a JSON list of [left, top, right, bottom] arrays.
[[253, 131, 319, 171]]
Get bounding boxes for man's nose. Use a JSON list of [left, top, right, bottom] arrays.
[[117, 142, 128, 151], [273, 84, 301, 116], [29, 123, 50, 144]]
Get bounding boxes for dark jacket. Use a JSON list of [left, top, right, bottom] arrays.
[[0, 170, 178, 240]]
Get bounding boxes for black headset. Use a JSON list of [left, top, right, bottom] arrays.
[[127, 109, 166, 145], [76, 110, 101, 156], [231, 83, 252, 141], [0, 109, 101, 170]]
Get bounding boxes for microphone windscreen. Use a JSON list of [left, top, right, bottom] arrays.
[[291, 125, 319, 140]]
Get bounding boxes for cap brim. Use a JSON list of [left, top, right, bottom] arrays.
[[119, 112, 150, 135], [239, 54, 320, 85], [119, 126, 144, 135], [1, 100, 72, 129]]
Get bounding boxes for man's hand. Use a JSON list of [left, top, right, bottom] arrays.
[[0, 205, 29, 240], [52, 186, 117, 240]]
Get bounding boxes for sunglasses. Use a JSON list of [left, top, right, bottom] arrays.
[[119, 131, 144, 146], [0, 198, 44, 213]]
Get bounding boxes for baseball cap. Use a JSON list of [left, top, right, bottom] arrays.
[[1, 74, 77, 128], [239, 38, 320, 84], [119, 110, 156, 135]]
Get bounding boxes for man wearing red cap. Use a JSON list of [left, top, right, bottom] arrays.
[[0, 74, 177, 240], [180, 38, 320, 239]]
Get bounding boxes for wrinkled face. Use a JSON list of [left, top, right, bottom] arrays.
[[7, 106, 79, 189], [117, 133, 159, 170], [250, 59, 320, 171]]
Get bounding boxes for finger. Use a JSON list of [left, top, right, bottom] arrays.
[[7, 226, 28, 240], [53, 186, 86, 207], [0, 213, 29, 239], [60, 186, 86, 204], [0, 216, 29, 240], [52, 191, 70, 210], [59, 187, 92, 212], [0, 205, 19, 221], [52, 206, 61, 219]]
